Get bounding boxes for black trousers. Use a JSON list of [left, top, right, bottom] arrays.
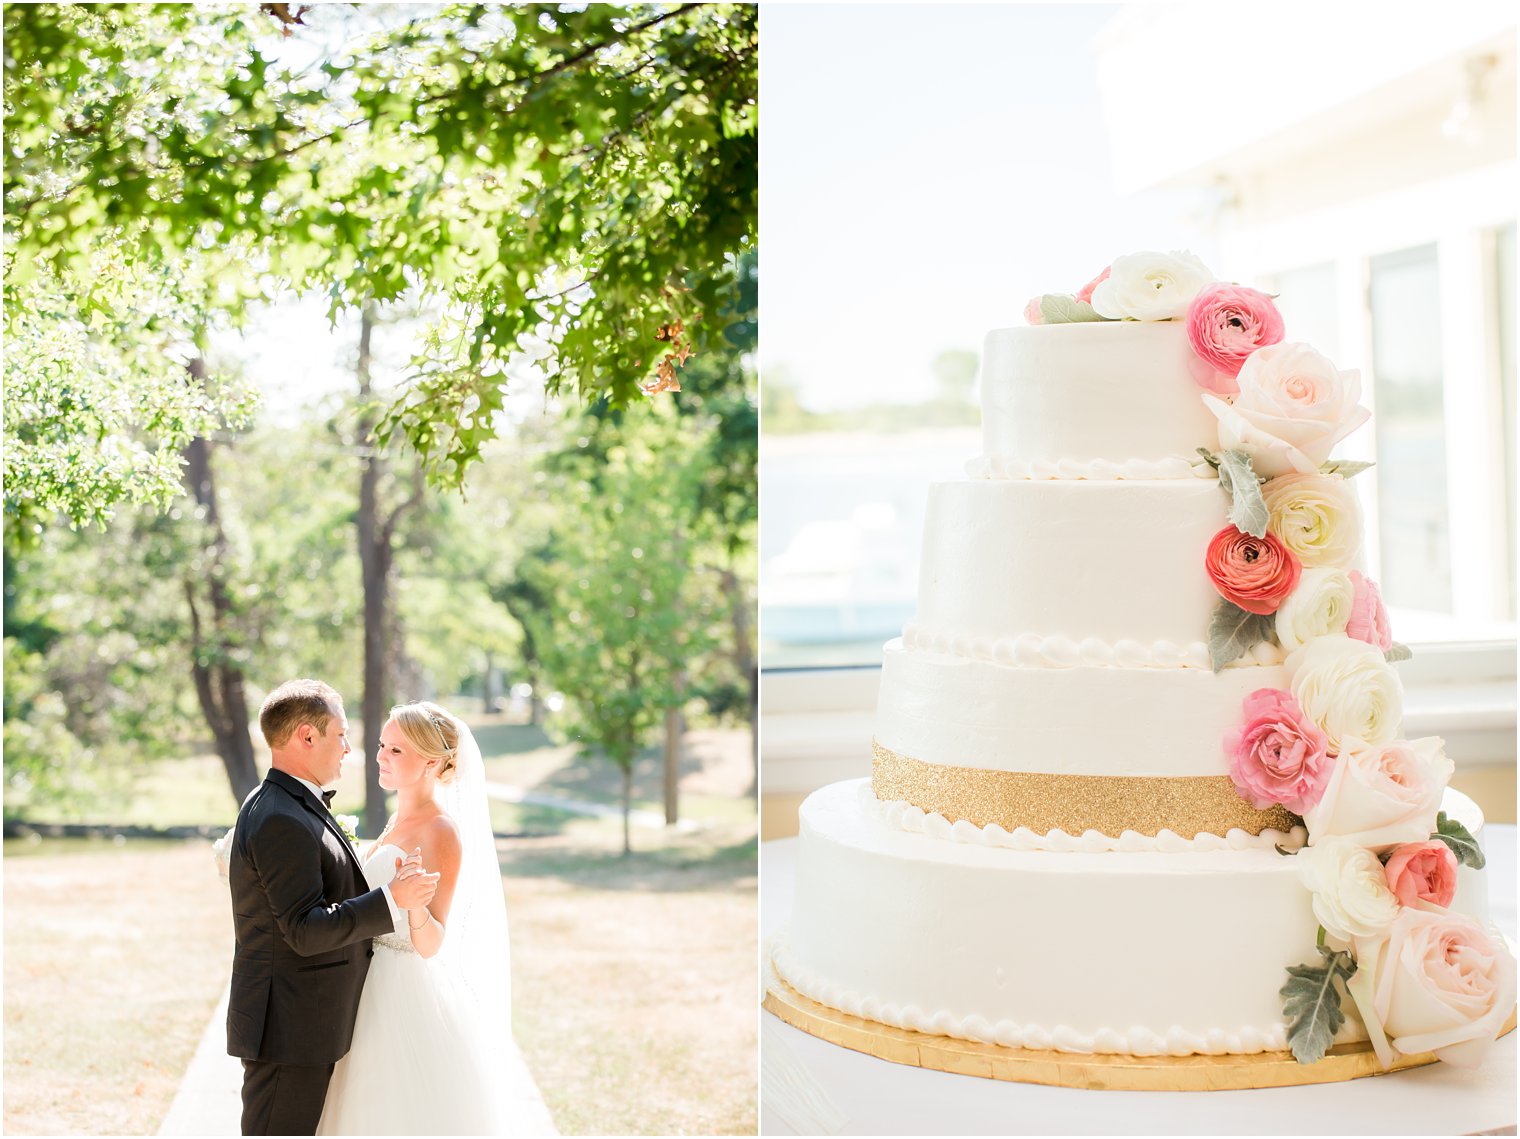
[[240, 1058, 336, 1136]]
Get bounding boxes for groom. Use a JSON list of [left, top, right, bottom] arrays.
[[226, 678, 438, 1135]]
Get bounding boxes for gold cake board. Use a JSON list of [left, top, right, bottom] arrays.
[[764, 958, 1518, 1093]]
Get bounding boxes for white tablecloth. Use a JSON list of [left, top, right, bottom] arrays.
[[760, 827, 1517, 1136]]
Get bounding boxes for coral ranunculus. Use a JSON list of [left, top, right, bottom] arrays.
[[1186, 283, 1286, 396], [1226, 687, 1332, 813], [1023, 296, 1045, 326], [1384, 840, 1459, 909], [1205, 525, 1302, 615]]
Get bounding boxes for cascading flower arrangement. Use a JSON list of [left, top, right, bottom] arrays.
[[1026, 253, 1517, 1070]]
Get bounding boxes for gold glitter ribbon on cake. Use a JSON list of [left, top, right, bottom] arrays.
[[872, 741, 1299, 838]]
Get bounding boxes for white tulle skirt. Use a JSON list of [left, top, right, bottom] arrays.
[[317, 941, 514, 1135]]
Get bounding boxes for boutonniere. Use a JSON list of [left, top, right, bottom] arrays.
[[333, 814, 361, 848]]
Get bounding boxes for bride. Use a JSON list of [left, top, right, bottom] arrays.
[[317, 701, 516, 1135]]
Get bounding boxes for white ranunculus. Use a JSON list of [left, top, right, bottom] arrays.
[[1303, 736, 1453, 850], [1201, 342, 1370, 479], [1298, 838, 1400, 943], [1348, 910, 1518, 1069], [1289, 634, 1403, 754], [1262, 473, 1362, 568], [1274, 567, 1356, 654], [1088, 250, 1216, 321]]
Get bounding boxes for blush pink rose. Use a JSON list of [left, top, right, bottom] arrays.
[[1226, 687, 1332, 813], [1205, 525, 1302, 615], [1384, 840, 1459, 909], [1074, 266, 1110, 305], [1023, 296, 1044, 326], [1302, 736, 1452, 850], [1347, 570, 1393, 651], [1349, 909, 1517, 1069], [1186, 284, 1286, 396]]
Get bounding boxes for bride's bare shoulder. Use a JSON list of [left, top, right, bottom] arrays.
[[420, 811, 462, 863]]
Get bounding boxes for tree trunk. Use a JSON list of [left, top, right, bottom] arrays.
[[483, 651, 499, 714], [720, 559, 758, 795], [353, 305, 426, 838], [180, 402, 259, 804], [355, 305, 390, 840], [663, 703, 683, 826], [621, 763, 632, 857]]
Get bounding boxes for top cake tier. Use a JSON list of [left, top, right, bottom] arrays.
[[977, 321, 1220, 478]]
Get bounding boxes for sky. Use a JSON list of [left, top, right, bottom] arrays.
[[760, 3, 1221, 412]]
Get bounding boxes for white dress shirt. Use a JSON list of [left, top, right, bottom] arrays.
[[290, 774, 399, 920]]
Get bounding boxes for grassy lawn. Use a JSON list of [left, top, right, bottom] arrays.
[[2, 838, 231, 1136], [503, 815, 758, 1136], [3, 725, 758, 1136]]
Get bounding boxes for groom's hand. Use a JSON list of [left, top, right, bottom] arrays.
[[390, 848, 439, 911]]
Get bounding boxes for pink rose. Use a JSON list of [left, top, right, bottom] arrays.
[[1384, 840, 1459, 909], [1302, 736, 1453, 851], [1349, 909, 1517, 1069], [1074, 266, 1110, 305], [1186, 284, 1286, 396], [1023, 296, 1044, 326], [1226, 687, 1332, 813], [1347, 571, 1393, 651], [1205, 525, 1302, 615]]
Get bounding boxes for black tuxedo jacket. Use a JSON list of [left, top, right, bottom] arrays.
[[226, 769, 394, 1065]]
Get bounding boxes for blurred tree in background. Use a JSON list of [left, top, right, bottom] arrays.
[[2, 3, 757, 827]]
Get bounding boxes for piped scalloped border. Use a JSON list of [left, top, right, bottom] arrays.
[[770, 936, 1291, 1057], [902, 621, 1287, 670], [869, 788, 1308, 853], [966, 454, 1209, 481]]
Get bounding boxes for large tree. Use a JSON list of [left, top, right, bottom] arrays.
[[4, 2, 759, 537]]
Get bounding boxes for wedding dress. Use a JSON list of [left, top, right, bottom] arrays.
[[318, 723, 520, 1136]]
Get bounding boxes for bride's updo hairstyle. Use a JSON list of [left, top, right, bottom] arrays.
[[390, 701, 462, 784]]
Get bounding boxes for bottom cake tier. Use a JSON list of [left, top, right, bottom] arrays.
[[775, 779, 1493, 1058]]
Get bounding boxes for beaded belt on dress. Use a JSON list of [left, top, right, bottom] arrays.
[[374, 932, 416, 954]]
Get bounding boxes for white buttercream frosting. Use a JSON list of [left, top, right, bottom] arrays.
[[980, 321, 1219, 468], [900, 622, 1285, 670], [876, 640, 1291, 780], [779, 780, 1491, 1057], [915, 478, 1232, 649], [966, 455, 1208, 481]]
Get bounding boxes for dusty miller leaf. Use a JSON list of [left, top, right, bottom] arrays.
[[1385, 641, 1412, 663], [1039, 295, 1111, 324], [1208, 597, 1277, 673], [1195, 447, 1222, 470], [1434, 811, 1485, 869], [1280, 946, 1357, 1064], [1320, 460, 1375, 479], [1215, 449, 1268, 538]]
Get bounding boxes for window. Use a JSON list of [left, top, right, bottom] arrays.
[[1495, 223, 1516, 619], [1271, 262, 1339, 357], [1368, 245, 1452, 614]]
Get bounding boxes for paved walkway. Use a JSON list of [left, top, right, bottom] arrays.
[[484, 780, 700, 832], [159, 985, 558, 1136]]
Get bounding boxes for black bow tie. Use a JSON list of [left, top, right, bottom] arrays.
[[322, 788, 337, 807]]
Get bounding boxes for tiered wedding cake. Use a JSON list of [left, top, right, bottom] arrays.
[[772, 252, 1515, 1078]]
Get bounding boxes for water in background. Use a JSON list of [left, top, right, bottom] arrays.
[[760, 427, 978, 668]]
